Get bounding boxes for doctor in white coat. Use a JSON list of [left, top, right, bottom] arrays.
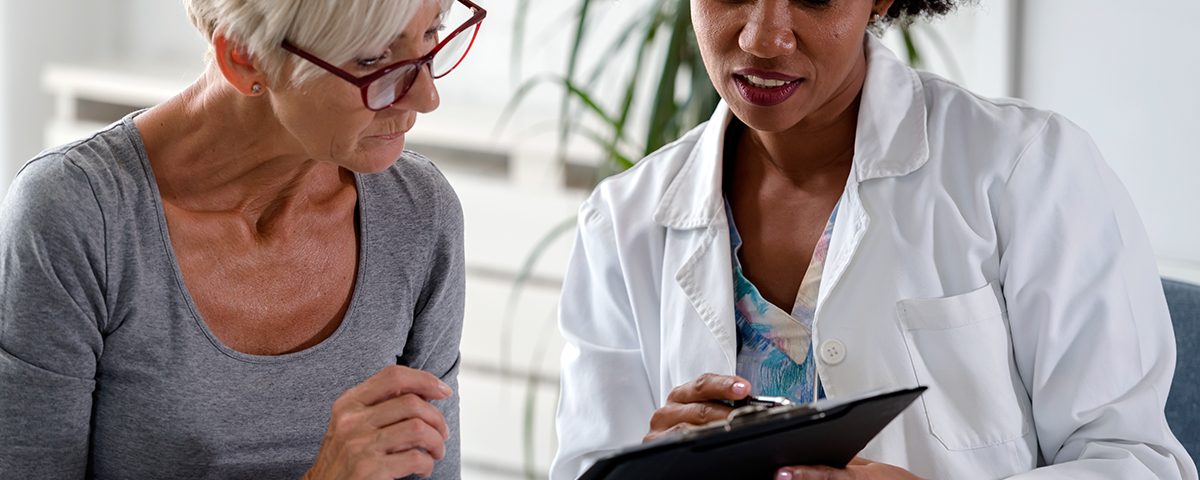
[[550, 0, 1197, 478]]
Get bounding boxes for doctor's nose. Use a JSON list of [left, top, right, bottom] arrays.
[[738, 1, 797, 59]]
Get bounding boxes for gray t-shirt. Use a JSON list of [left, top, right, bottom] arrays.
[[0, 114, 465, 479]]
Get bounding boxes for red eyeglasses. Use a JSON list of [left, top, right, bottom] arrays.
[[281, 0, 486, 111]]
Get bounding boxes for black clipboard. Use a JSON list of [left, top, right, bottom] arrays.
[[579, 386, 927, 480]]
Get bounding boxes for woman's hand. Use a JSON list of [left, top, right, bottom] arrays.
[[643, 373, 751, 443], [776, 457, 924, 479], [304, 365, 454, 480]]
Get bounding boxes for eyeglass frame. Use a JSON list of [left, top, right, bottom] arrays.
[[280, 0, 487, 112]]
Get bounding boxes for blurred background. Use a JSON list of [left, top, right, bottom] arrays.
[[1, 1, 1197, 479]]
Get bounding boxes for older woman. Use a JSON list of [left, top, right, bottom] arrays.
[[0, 0, 485, 478], [552, 0, 1196, 479]]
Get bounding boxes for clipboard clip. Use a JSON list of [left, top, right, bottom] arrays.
[[677, 397, 816, 439], [722, 395, 793, 409], [727, 401, 820, 430]]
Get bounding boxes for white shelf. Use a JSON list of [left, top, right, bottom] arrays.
[[43, 60, 199, 109], [41, 60, 605, 189]]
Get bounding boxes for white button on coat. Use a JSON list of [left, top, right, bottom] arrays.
[[819, 339, 846, 365]]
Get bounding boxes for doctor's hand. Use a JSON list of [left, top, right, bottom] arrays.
[[775, 457, 925, 480], [642, 373, 751, 443], [304, 365, 453, 480]]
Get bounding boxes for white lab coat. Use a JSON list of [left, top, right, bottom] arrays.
[[550, 35, 1196, 479]]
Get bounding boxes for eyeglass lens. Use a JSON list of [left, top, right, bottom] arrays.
[[365, 2, 479, 109]]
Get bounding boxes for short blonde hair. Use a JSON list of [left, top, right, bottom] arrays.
[[184, 0, 431, 86]]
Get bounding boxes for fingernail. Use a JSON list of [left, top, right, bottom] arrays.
[[776, 471, 792, 480], [732, 382, 748, 395], [438, 382, 453, 396]]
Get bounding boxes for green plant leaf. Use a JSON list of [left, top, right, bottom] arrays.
[[910, 22, 965, 81], [574, 125, 636, 171], [495, 74, 622, 139], [557, 0, 597, 162], [582, 5, 661, 90], [511, 0, 532, 83], [901, 25, 923, 68], [522, 308, 561, 480], [644, 0, 690, 155], [498, 216, 576, 385], [605, 1, 671, 170]]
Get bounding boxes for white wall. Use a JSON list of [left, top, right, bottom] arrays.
[[883, 0, 1018, 99], [0, 1, 119, 199], [1021, 1, 1200, 276], [0, 5, 7, 193], [118, 0, 206, 62]]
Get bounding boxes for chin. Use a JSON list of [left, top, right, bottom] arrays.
[[349, 139, 408, 173], [728, 105, 808, 134]]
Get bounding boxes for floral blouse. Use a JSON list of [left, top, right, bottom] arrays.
[[726, 199, 840, 403]]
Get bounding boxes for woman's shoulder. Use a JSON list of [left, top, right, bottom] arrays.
[[3, 120, 147, 237], [916, 72, 1099, 176], [582, 123, 709, 220], [918, 72, 1057, 137], [0, 127, 133, 302], [364, 150, 463, 232], [368, 149, 459, 203]]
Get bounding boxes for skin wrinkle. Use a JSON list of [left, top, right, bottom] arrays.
[[131, 1, 444, 356]]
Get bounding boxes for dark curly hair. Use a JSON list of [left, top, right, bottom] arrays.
[[883, 0, 964, 22]]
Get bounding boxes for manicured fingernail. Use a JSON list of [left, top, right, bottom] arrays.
[[732, 382, 748, 395], [776, 471, 792, 480]]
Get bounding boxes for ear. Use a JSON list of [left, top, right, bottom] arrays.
[[872, 0, 896, 17], [212, 32, 268, 96]]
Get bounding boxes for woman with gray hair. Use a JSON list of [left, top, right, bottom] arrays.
[[0, 0, 484, 478]]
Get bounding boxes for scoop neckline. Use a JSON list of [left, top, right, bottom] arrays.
[[121, 112, 370, 364]]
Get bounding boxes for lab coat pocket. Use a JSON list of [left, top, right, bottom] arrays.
[[896, 281, 1031, 451]]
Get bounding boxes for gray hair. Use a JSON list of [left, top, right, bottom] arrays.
[[183, 0, 433, 86]]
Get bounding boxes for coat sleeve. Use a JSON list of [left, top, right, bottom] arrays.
[[0, 156, 107, 478], [550, 199, 658, 480], [998, 114, 1197, 479]]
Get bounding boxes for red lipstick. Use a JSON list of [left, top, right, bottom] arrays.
[[732, 69, 803, 107]]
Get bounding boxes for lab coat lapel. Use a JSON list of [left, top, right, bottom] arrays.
[[818, 35, 931, 309], [656, 104, 739, 373]]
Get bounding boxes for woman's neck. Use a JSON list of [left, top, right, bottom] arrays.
[[738, 51, 867, 189], [134, 69, 350, 228]]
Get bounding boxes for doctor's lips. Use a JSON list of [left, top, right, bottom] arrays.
[[733, 68, 803, 107]]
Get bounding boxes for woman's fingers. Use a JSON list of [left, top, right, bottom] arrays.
[[306, 366, 453, 480], [341, 365, 452, 408], [645, 373, 752, 443], [375, 418, 449, 460], [366, 393, 450, 440], [666, 373, 751, 404], [371, 449, 437, 479], [648, 401, 734, 432]]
